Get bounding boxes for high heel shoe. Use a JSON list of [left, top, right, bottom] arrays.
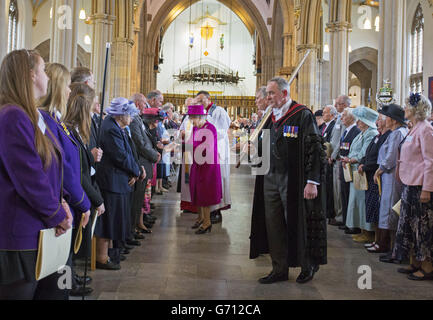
[[191, 221, 203, 229], [195, 225, 212, 234]]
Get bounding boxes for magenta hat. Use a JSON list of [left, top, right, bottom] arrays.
[[187, 105, 207, 116]]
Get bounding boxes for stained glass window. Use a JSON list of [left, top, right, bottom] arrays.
[[410, 4, 423, 93]]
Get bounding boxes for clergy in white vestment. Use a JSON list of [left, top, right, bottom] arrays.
[[190, 91, 232, 213]]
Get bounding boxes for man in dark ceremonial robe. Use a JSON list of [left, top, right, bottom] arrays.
[[249, 77, 327, 284]]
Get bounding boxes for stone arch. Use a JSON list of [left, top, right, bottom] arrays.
[[349, 47, 378, 107], [34, 39, 90, 68], [139, 0, 272, 94]]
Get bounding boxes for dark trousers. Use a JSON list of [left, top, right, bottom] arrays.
[[339, 163, 351, 226], [131, 178, 147, 232], [325, 163, 335, 219], [263, 172, 289, 276], [263, 172, 312, 273], [0, 255, 71, 300]]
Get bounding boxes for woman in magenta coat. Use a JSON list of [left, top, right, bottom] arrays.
[[188, 105, 222, 234]]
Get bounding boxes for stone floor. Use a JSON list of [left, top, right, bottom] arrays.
[[74, 166, 433, 300]]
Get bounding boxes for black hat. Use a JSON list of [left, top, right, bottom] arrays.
[[379, 104, 406, 125], [314, 110, 323, 117]]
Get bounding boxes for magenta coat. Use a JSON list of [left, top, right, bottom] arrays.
[[189, 122, 222, 207]]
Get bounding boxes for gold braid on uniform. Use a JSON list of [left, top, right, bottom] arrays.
[[304, 134, 328, 265]]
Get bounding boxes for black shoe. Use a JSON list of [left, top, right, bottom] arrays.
[[96, 260, 121, 270], [329, 220, 344, 227], [143, 215, 156, 223], [126, 239, 141, 246], [145, 214, 157, 222], [407, 269, 433, 281], [120, 255, 126, 262], [123, 244, 134, 250], [345, 228, 361, 235], [379, 252, 405, 264], [211, 211, 222, 224], [134, 232, 145, 240], [163, 183, 171, 190], [191, 221, 203, 229], [74, 274, 92, 286], [121, 248, 130, 255], [398, 265, 420, 274], [296, 266, 315, 284], [195, 225, 212, 235], [137, 227, 152, 234], [143, 222, 154, 229], [258, 272, 288, 284], [70, 286, 93, 297], [339, 225, 349, 231]]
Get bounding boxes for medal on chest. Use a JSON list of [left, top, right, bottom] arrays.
[[283, 125, 299, 138], [340, 142, 350, 150]]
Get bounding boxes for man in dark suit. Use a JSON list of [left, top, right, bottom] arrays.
[[338, 108, 361, 233], [130, 94, 161, 234], [321, 106, 337, 225]]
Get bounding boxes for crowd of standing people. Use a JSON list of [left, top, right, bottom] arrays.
[[0, 49, 232, 300], [1, 48, 432, 301], [314, 93, 433, 280]]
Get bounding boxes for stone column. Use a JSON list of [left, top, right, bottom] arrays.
[[297, 44, 320, 110], [327, 0, 351, 102], [130, 2, 140, 95], [297, 0, 321, 110], [91, 0, 115, 108], [50, 0, 79, 69], [377, 0, 407, 105], [110, 0, 134, 99], [0, 0, 7, 62]]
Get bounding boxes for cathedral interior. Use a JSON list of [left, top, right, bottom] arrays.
[[1, 0, 433, 301]]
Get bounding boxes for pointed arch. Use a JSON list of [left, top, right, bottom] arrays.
[[139, 0, 272, 93]]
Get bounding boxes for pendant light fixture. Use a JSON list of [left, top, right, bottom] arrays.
[[79, 0, 86, 20]]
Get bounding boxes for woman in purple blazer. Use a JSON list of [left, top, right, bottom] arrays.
[[0, 50, 72, 300], [39, 63, 91, 228], [188, 105, 222, 235]]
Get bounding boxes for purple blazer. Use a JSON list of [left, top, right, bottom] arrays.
[[40, 110, 91, 224], [0, 106, 67, 250]]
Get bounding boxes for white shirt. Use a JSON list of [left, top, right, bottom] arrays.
[[272, 99, 293, 121]]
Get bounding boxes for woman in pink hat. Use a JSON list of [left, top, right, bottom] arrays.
[[188, 105, 222, 234]]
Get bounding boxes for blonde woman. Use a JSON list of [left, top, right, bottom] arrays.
[[63, 83, 106, 296], [0, 50, 72, 299], [39, 63, 91, 228]]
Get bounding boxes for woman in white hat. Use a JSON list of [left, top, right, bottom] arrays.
[[342, 106, 379, 243]]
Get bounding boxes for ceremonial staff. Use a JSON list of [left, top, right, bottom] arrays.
[[236, 49, 312, 168], [97, 42, 111, 147], [81, 42, 111, 300]]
